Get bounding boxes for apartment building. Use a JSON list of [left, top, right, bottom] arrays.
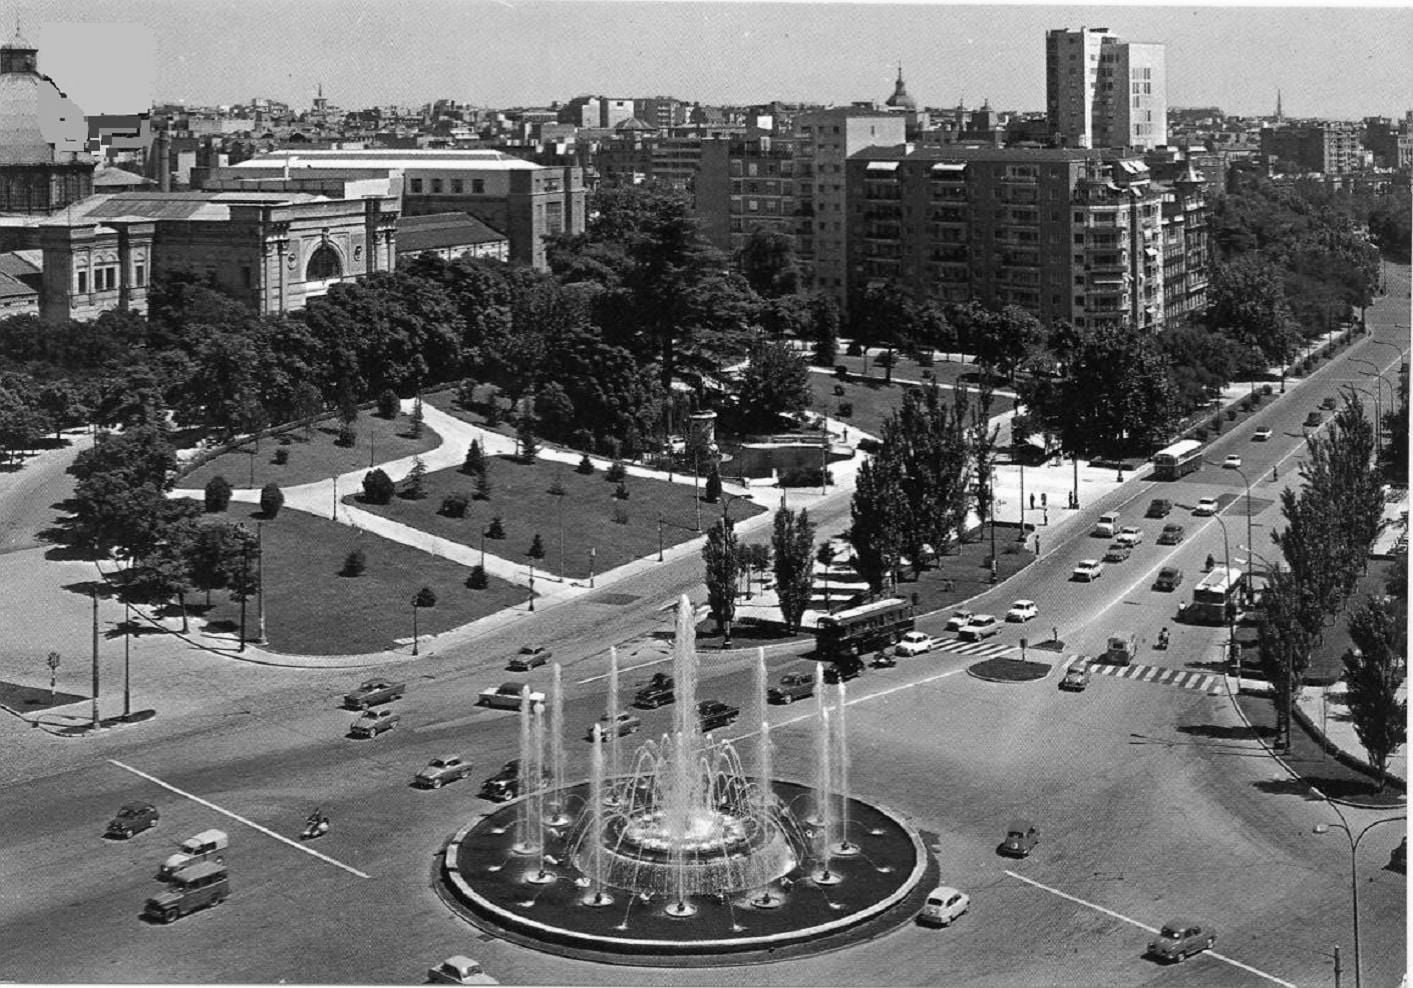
[[1260, 122, 1368, 174], [695, 135, 797, 253], [1046, 27, 1167, 150]]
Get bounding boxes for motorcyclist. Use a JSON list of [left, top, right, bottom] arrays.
[[1205, 553, 1215, 571], [1157, 627, 1170, 649], [306, 808, 328, 833]]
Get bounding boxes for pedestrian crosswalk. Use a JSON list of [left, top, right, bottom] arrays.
[[931, 638, 1014, 657], [1061, 654, 1217, 692]]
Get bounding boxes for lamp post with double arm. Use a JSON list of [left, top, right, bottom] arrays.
[[1314, 808, 1407, 988]]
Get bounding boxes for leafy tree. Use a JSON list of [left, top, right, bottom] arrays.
[[772, 507, 816, 634], [527, 533, 546, 560], [131, 513, 201, 631], [204, 475, 233, 513], [738, 230, 800, 298], [341, 548, 366, 577], [701, 518, 739, 640], [964, 383, 998, 547], [463, 439, 486, 476], [1343, 597, 1407, 791], [735, 340, 812, 431], [1384, 362, 1409, 482], [259, 483, 284, 519], [68, 424, 177, 557], [704, 463, 722, 503], [975, 305, 1046, 382], [1257, 566, 1314, 751], [1158, 325, 1245, 414], [810, 293, 840, 367], [848, 454, 907, 593], [362, 468, 395, 505], [376, 389, 399, 419], [440, 492, 469, 518], [486, 515, 505, 539], [534, 381, 576, 441], [605, 461, 627, 483], [1207, 255, 1301, 366], [412, 586, 437, 609], [290, 380, 323, 437]]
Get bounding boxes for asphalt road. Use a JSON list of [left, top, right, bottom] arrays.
[[0, 267, 1405, 985]]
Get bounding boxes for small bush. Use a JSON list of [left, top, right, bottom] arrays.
[[1226, 408, 1237, 421], [336, 422, 357, 448], [362, 468, 395, 505], [606, 461, 627, 483], [832, 384, 846, 397], [1262, 384, 1273, 395], [837, 401, 853, 418], [845, 340, 863, 357], [1211, 416, 1223, 433], [273, 448, 290, 465], [204, 476, 232, 513], [455, 378, 478, 409], [779, 467, 831, 487], [614, 480, 630, 500], [486, 516, 505, 539], [916, 352, 934, 368], [278, 435, 292, 446], [1250, 392, 1262, 406], [466, 564, 488, 589], [834, 364, 849, 380], [462, 440, 485, 476], [341, 549, 366, 577], [921, 370, 933, 380], [570, 427, 594, 452], [376, 389, 399, 419], [527, 533, 546, 560], [259, 483, 284, 518], [857, 437, 882, 454], [440, 492, 470, 518], [412, 586, 437, 608], [704, 465, 722, 503], [576, 454, 595, 475], [612, 504, 629, 525]]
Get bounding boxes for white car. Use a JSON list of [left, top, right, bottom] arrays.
[[944, 610, 974, 632], [1072, 559, 1104, 582], [895, 631, 936, 656], [427, 955, 498, 985], [1223, 454, 1242, 469], [477, 682, 547, 710], [1193, 496, 1219, 516], [1252, 426, 1272, 441], [919, 885, 970, 927], [1116, 526, 1144, 547], [958, 615, 1000, 641], [1005, 600, 1038, 622]]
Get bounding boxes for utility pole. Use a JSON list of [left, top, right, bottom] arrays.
[[238, 537, 249, 652], [588, 547, 596, 588], [90, 588, 99, 729], [693, 452, 702, 533], [123, 599, 131, 720], [256, 521, 266, 644]]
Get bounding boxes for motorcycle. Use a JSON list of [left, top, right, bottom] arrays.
[[871, 650, 897, 669], [301, 815, 329, 840], [1155, 631, 1170, 651]]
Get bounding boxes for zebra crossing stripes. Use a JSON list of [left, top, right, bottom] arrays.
[[931, 638, 1013, 657], [1061, 654, 1216, 692]]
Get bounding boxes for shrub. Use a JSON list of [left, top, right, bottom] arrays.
[[1262, 384, 1273, 395], [600, 436, 623, 460], [1211, 416, 1223, 433], [204, 476, 232, 513], [455, 378, 478, 410], [516, 418, 538, 462], [336, 422, 357, 448], [465, 564, 488, 589], [409, 397, 425, 438], [832, 384, 846, 397], [857, 437, 882, 454], [341, 549, 366, 577], [401, 457, 428, 499], [412, 586, 437, 609], [486, 515, 505, 539], [1227, 408, 1238, 420], [527, 533, 546, 560], [278, 435, 292, 446], [614, 480, 630, 500], [548, 478, 566, 497], [483, 394, 502, 427], [921, 370, 933, 380], [576, 454, 595, 475], [606, 461, 627, 483], [570, 427, 594, 451], [440, 492, 470, 518], [845, 340, 862, 357], [376, 389, 399, 419], [362, 468, 395, 505], [259, 483, 284, 519], [273, 448, 289, 465], [704, 464, 722, 503], [837, 401, 853, 418], [462, 439, 485, 476], [835, 365, 850, 380], [1250, 392, 1262, 406], [779, 466, 831, 487], [916, 351, 934, 368], [612, 504, 629, 525], [1195, 427, 1210, 442]]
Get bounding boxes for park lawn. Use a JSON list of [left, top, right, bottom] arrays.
[[423, 387, 519, 443], [198, 505, 524, 655], [180, 410, 442, 492], [810, 372, 1016, 442], [344, 454, 766, 580]]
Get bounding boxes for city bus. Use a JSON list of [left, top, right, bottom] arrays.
[[1184, 565, 1245, 625], [815, 597, 915, 661], [1152, 439, 1204, 481]]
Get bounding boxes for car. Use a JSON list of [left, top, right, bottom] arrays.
[[1320, 395, 1338, 410], [350, 708, 400, 738], [1059, 661, 1091, 692], [1304, 410, 1324, 428], [1092, 512, 1120, 538], [158, 829, 227, 880], [479, 761, 523, 802], [1154, 566, 1184, 592], [633, 673, 675, 709], [342, 677, 406, 709], [507, 645, 552, 672], [415, 756, 474, 789], [823, 655, 863, 684], [1147, 919, 1216, 964], [586, 712, 642, 740], [958, 615, 1000, 641], [1116, 526, 1144, 547], [767, 671, 816, 704], [1252, 426, 1272, 441], [143, 860, 229, 924], [870, 650, 897, 668], [1145, 498, 1173, 518], [1072, 559, 1104, 581], [1005, 600, 1038, 622], [1222, 454, 1242, 469], [1193, 496, 1219, 516], [1103, 543, 1131, 563], [106, 801, 159, 839], [478, 682, 546, 710], [1156, 523, 1185, 545], [944, 609, 974, 632], [895, 631, 936, 656], [918, 885, 971, 927], [999, 820, 1041, 857], [698, 700, 740, 731], [427, 955, 498, 985]]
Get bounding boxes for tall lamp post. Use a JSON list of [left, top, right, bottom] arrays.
[[527, 558, 536, 612], [122, 598, 132, 720], [411, 596, 420, 656], [988, 468, 998, 583], [255, 521, 266, 644], [1315, 809, 1406, 988], [588, 547, 596, 588], [237, 527, 249, 653]]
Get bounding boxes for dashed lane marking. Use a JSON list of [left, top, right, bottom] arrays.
[[108, 759, 371, 879], [1005, 871, 1296, 988]]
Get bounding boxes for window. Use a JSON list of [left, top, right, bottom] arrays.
[[134, 264, 145, 287], [431, 179, 443, 193], [409, 178, 423, 193], [472, 178, 484, 194], [305, 244, 342, 281], [452, 179, 463, 194], [747, 199, 759, 212], [545, 201, 564, 235], [77, 270, 87, 293]]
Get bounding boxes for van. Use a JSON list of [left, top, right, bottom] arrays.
[[143, 860, 230, 923], [158, 829, 227, 881], [1092, 512, 1120, 538]]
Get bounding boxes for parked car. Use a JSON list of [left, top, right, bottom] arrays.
[[1147, 919, 1216, 963], [1252, 426, 1272, 441], [945, 609, 974, 632], [415, 756, 474, 789], [1103, 543, 1132, 563], [507, 645, 552, 672], [158, 829, 227, 879], [998, 821, 1041, 857], [1154, 566, 1184, 592], [918, 885, 971, 927], [698, 700, 740, 732], [1222, 454, 1242, 469], [895, 631, 936, 656], [1193, 496, 1219, 516], [1304, 411, 1324, 428], [1157, 523, 1186, 545], [586, 712, 642, 740], [1145, 499, 1173, 518], [350, 708, 400, 738], [633, 673, 675, 709], [478, 682, 546, 710], [1092, 512, 1120, 538], [106, 801, 159, 839], [143, 860, 228, 924], [427, 955, 498, 985], [958, 615, 1000, 641], [1072, 559, 1104, 581], [1059, 662, 1091, 692], [342, 677, 405, 709], [1005, 600, 1038, 622], [767, 671, 816, 704], [1116, 526, 1144, 547]]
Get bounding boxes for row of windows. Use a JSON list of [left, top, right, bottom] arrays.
[[75, 264, 144, 294], [407, 177, 486, 195]]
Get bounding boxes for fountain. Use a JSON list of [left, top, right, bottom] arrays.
[[440, 595, 927, 962]]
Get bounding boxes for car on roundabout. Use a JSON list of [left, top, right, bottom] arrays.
[[918, 885, 970, 927], [507, 645, 552, 671], [350, 708, 400, 738], [767, 672, 815, 704], [1072, 559, 1104, 581], [633, 672, 675, 708], [698, 700, 740, 731], [1005, 600, 1038, 622], [895, 631, 936, 656], [106, 801, 159, 839], [477, 682, 546, 710], [957, 614, 1000, 641], [1147, 919, 1216, 964], [427, 955, 498, 985], [945, 609, 974, 632], [1103, 543, 1132, 563], [414, 756, 474, 789], [999, 820, 1041, 857], [478, 760, 547, 802], [586, 711, 642, 740], [1157, 523, 1185, 545], [1145, 498, 1173, 518], [1222, 454, 1242, 469], [1059, 661, 1091, 692], [1193, 496, 1219, 516]]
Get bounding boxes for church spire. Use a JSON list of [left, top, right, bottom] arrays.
[[1275, 88, 1283, 121]]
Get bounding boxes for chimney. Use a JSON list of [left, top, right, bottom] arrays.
[[155, 129, 171, 192]]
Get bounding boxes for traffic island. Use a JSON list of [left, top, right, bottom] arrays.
[[967, 657, 1052, 682]]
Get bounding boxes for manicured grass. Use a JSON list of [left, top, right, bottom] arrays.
[[968, 657, 1053, 682], [180, 411, 442, 492], [344, 454, 766, 580], [198, 506, 524, 655], [811, 370, 1016, 441]]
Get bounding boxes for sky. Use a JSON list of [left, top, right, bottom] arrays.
[[19, 1, 1413, 120]]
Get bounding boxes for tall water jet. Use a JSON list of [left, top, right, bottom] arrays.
[[813, 705, 835, 883], [834, 682, 855, 854], [583, 725, 612, 906], [548, 664, 569, 824], [672, 595, 699, 749], [532, 701, 548, 876], [514, 685, 535, 853], [757, 720, 774, 819], [607, 646, 622, 798], [753, 648, 769, 738]]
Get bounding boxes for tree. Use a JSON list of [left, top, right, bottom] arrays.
[[1343, 597, 1407, 791], [341, 549, 366, 577], [735, 340, 813, 431], [516, 416, 538, 463], [701, 518, 739, 640], [204, 476, 233, 513], [440, 491, 469, 518], [1207, 254, 1301, 366], [576, 453, 595, 475], [130, 513, 201, 631], [974, 305, 1045, 382], [738, 230, 800, 298], [486, 515, 505, 539], [772, 507, 816, 634], [376, 389, 399, 419], [466, 564, 488, 589], [533, 381, 576, 442], [526, 533, 546, 560], [362, 468, 395, 505], [474, 472, 492, 501], [1257, 566, 1314, 751], [412, 586, 437, 609], [463, 439, 486, 476], [259, 483, 284, 519], [409, 395, 425, 437], [403, 457, 428, 499], [848, 454, 907, 594], [704, 464, 722, 503]]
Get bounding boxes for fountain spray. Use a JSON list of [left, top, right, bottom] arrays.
[[607, 646, 621, 799], [835, 681, 853, 852], [549, 663, 568, 824], [533, 701, 547, 876], [586, 724, 611, 905], [515, 685, 533, 853], [815, 704, 834, 881]]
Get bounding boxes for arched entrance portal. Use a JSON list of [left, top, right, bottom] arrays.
[[305, 244, 342, 281]]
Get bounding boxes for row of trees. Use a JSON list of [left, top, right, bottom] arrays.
[[700, 506, 819, 642]]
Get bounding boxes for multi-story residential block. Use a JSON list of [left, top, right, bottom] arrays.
[[1046, 27, 1167, 149], [1361, 115, 1412, 170], [695, 135, 797, 253], [1260, 121, 1367, 175]]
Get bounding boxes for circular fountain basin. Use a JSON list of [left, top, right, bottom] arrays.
[[440, 780, 926, 961]]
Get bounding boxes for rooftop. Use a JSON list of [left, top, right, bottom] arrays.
[[396, 212, 507, 253], [236, 148, 542, 172]]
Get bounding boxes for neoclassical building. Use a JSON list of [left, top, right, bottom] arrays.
[[0, 29, 94, 214]]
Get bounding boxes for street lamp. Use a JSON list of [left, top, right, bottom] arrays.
[[255, 521, 266, 644], [987, 469, 998, 583], [527, 558, 536, 612], [237, 524, 249, 653], [588, 547, 596, 588], [1314, 809, 1406, 988], [411, 596, 420, 656], [1209, 511, 1237, 673], [657, 512, 664, 562]]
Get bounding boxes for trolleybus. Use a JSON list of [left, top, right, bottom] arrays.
[[1152, 439, 1204, 481]]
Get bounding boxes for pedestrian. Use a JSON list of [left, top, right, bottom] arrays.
[[1029, 493, 1035, 510], [1040, 492, 1047, 508]]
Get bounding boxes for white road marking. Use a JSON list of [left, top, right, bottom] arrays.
[[109, 759, 371, 879], [576, 654, 671, 686], [726, 668, 966, 740], [1005, 871, 1297, 988]]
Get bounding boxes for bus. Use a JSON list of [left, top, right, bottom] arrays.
[[1152, 439, 1204, 481], [815, 597, 915, 661], [1185, 565, 1245, 625]]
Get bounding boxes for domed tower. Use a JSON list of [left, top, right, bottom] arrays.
[[884, 66, 916, 112], [0, 26, 94, 212], [0, 27, 38, 74]]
